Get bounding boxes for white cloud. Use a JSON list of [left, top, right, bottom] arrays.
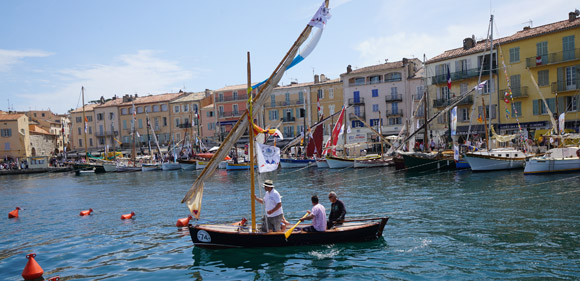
[[17, 50, 197, 113], [0, 49, 53, 71]]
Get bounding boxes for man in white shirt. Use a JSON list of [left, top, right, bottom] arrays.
[[299, 195, 326, 232], [254, 179, 283, 232]]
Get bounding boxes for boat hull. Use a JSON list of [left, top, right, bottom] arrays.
[[218, 161, 228, 169], [401, 153, 456, 171], [524, 158, 580, 174], [353, 158, 392, 168], [325, 156, 354, 169], [102, 163, 118, 172], [464, 153, 527, 171], [73, 163, 105, 174], [196, 161, 208, 170], [316, 159, 328, 168], [162, 162, 181, 170], [179, 162, 196, 170], [188, 218, 388, 249], [141, 163, 162, 171], [280, 158, 315, 168], [226, 163, 257, 170]]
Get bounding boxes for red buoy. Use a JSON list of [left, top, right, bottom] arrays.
[[22, 253, 44, 280], [79, 208, 93, 216], [176, 215, 192, 227], [8, 207, 21, 218], [121, 211, 135, 220]]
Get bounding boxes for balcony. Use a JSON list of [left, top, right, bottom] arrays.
[[95, 131, 118, 137], [282, 116, 296, 122], [348, 97, 365, 105], [385, 109, 403, 116], [216, 94, 249, 103], [525, 48, 580, 68], [431, 67, 497, 85], [433, 95, 474, 108], [267, 100, 306, 107], [551, 79, 580, 93], [349, 112, 366, 120], [177, 123, 193, 129], [500, 86, 528, 98], [218, 111, 242, 118], [385, 94, 403, 102]]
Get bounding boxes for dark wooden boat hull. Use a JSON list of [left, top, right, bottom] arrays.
[[72, 163, 106, 174], [401, 153, 456, 171], [188, 218, 388, 249]]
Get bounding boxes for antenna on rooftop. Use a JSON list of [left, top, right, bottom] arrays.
[[521, 20, 533, 28]]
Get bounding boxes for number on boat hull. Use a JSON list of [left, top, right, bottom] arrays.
[[197, 230, 211, 242]]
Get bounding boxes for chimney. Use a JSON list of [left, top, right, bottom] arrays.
[[320, 74, 327, 82], [463, 37, 475, 50], [347, 65, 352, 74], [314, 74, 320, 83], [205, 89, 211, 97], [570, 10, 579, 22], [523, 26, 530, 31], [402, 58, 408, 65], [134, 94, 138, 98]]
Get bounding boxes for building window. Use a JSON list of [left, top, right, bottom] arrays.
[[0, 129, 11, 137], [354, 77, 365, 85], [123, 120, 127, 130], [562, 35, 575, 61], [121, 108, 128, 115], [285, 93, 290, 104], [184, 104, 189, 112], [175, 118, 180, 127], [511, 102, 522, 117], [478, 105, 497, 119], [138, 119, 143, 129], [145, 106, 150, 113], [370, 119, 380, 126], [269, 110, 279, 120], [218, 106, 224, 117], [87, 116, 93, 122], [369, 75, 381, 84], [174, 105, 180, 113], [317, 89, 324, 99], [79, 139, 82, 147], [372, 104, 379, 112], [233, 104, 239, 115], [208, 122, 215, 130], [385, 72, 402, 82], [137, 107, 144, 114], [163, 117, 168, 126], [298, 91, 304, 104], [372, 89, 378, 97], [329, 105, 335, 114], [509, 47, 520, 63], [97, 113, 103, 121], [271, 96, 276, 107], [329, 88, 334, 99], [536, 41, 548, 64], [88, 126, 92, 134], [538, 70, 549, 86], [161, 104, 168, 112], [460, 108, 470, 122], [153, 105, 160, 112], [207, 111, 214, 117], [76, 117, 82, 123], [388, 117, 401, 125], [233, 91, 238, 100], [352, 120, 364, 128], [78, 127, 81, 135], [89, 138, 93, 146]]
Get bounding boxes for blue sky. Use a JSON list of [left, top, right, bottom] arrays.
[[0, 0, 575, 114]]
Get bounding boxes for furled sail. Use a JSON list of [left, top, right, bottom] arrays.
[[182, 0, 331, 217]]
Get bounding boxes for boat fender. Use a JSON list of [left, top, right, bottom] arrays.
[[22, 253, 44, 281], [121, 211, 135, 220], [79, 208, 93, 216], [176, 215, 193, 227], [8, 207, 21, 218]]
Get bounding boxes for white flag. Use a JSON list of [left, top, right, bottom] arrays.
[[453, 144, 459, 161], [256, 142, 280, 173], [475, 80, 488, 90], [451, 106, 457, 136], [558, 113, 565, 134], [309, 1, 331, 28]]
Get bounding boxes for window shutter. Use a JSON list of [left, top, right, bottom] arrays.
[[491, 104, 497, 119], [557, 67, 564, 85], [558, 96, 566, 113]]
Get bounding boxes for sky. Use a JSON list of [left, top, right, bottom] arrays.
[[0, 0, 576, 114]]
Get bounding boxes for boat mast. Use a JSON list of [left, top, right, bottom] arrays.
[[482, 97, 489, 148], [379, 110, 384, 155], [103, 107, 108, 159], [131, 103, 136, 167], [146, 115, 152, 157], [487, 14, 494, 149], [247, 52, 257, 232], [343, 106, 347, 156], [82, 86, 88, 162], [423, 88, 429, 152]]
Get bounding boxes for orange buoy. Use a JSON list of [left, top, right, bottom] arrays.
[[121, 211, 135, 220], [8, 207, 21, 218], [79, 208, 93, 216], [232, 217, 247, 226], [176, 215, 192, 227], [22, 253, 44, 280]]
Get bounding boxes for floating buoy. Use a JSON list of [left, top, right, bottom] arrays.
[[176, 215, 192, 227], [79, 208, 93, 216], [121, 211, 135, 220], [232, 217, 247, 226], [22, 253, 44, 280], [47, 277, 60, 281], [8, 207, 21, 218]]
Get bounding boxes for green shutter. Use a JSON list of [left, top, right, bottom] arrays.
[[557, 96, 566, 113], [557, 67, 564, 90], [533, 100, 539, 115]]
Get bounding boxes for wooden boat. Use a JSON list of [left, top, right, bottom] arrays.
[[400, 151, 456, 171], [464, 148, 532, 171], [226, 162, 256, 171], [189, 218, 388, 249], [280, 158, 315, 168], [325, 155, 354, 169], [196, 160, 208, 170], [354, 156, 393, 168], [73, 163, 105, 174], [162, 161, 181, 171], [181, 3, 388, 250], [316, 158, 329, 168], [524, 147, 580, 174]]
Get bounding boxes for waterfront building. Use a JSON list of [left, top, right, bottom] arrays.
[[199, 101, 216, 147], [426, 35, 499, 144], [117, 92, 184, 152], [24, 110, 69, 154], [496, 11, 580, 137], [213, 84, 257, 143], [93, 96, 123, 154], [169, 90, 211, 150], [0, 112, 31, 160], [69, 104, 98, 153], [28, 123, 57, 157], [340, 58, 423, 145], [265, 81, 312, 140], [309, 75, 344, 137]]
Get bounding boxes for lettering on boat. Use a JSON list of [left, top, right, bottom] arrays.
[[197, 230, 211, 242]]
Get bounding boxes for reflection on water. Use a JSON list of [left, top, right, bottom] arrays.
[[1, 168, 579, 280]]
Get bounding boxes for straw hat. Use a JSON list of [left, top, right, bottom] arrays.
[[263, 179, 274, 188]]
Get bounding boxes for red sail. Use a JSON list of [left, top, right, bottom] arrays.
[[306, 124, 324, 157]]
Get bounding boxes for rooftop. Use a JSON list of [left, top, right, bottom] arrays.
[[170, 91, 208, 103], [0, 113, 25, 121]]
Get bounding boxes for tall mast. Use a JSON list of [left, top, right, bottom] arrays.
[[487, 14, 494, 149], [131, 103, 136, 166], [103, 107, 107, 158], [146, 114, 152, 158], [423, 54, 429, 152], [247, 52, 257, 232], [379, 110, 384, 155], [343, 106, 347, 156], [82, 86, 88, 162], [482, 97, 489, 148]]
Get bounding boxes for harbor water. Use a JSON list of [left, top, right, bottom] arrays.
[[1, 167, 579, 280]]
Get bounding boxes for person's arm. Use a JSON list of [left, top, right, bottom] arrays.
[[300, 212, 314, 222], [336, 201, 346, 222], [267, 202, 282, 215], [254, 194, 264, 204]]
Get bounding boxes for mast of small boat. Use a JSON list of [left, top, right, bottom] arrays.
[[423, 87, 429, 152], [487, 14, 494, 150], [482, 97, 489, 148], [247, 51, 257, 232], [343, 106, 347, 157], [82, 86, 88, 163], [131, 103, 137, 167], [379, 110, 384, 156], [146, 114, 152, 159]]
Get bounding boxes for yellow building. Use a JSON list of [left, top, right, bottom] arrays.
[[169, 90, 210, 149], [310, 75, 343, 135], [0, 113, 31, 159], [70, 104, 98, 153], [265, 81, 312, 139], [497, 12, 580, 137]]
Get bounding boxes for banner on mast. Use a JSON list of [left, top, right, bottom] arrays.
[[451, 106, 457, 136], [256, 142, 280, 173]]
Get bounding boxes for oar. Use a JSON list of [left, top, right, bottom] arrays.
[[284, 211, 310, 239]]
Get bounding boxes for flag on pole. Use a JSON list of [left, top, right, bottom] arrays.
[[453, 144, 459, 161], [322, 105, 345, 156], [84, 116, 88, 133], [451, 106, 457, 136], [256, 142, 280, 173], [447, 67, 452, 89], [317, 94, 321, 117], [559, 113, 565, 134], [475, 80, 488, 90]]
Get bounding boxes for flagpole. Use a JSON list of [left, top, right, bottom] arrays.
[[82, 86, 88, 162], [247, 52, 257, 233]]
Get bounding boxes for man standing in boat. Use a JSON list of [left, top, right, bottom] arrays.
[[300, 195, 326, 232], [254, 180, 284, 232], [327, 191, 346, 229]]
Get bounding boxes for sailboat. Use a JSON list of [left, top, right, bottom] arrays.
[[162, 139, 182, 170], [324, 106, 356, 169], [353, 111, 393, 168], [183, 2, 388, 248], [72, 86, 106, 175], [142, 112, 163, 171]]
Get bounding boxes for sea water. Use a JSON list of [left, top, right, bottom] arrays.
[[1, 167, 579, 280]]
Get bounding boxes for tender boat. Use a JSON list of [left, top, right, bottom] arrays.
[[464, 148, 533, 171], [178, 159, 197, 170], [524, 147, 580, 174], [325, 155, 354, 169], [280, 158, 315, 168], [141, 163, 162, 171], [162, 161, 181, 171]]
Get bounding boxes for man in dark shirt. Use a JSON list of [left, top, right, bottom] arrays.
[[327, 191, 346, 229]]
